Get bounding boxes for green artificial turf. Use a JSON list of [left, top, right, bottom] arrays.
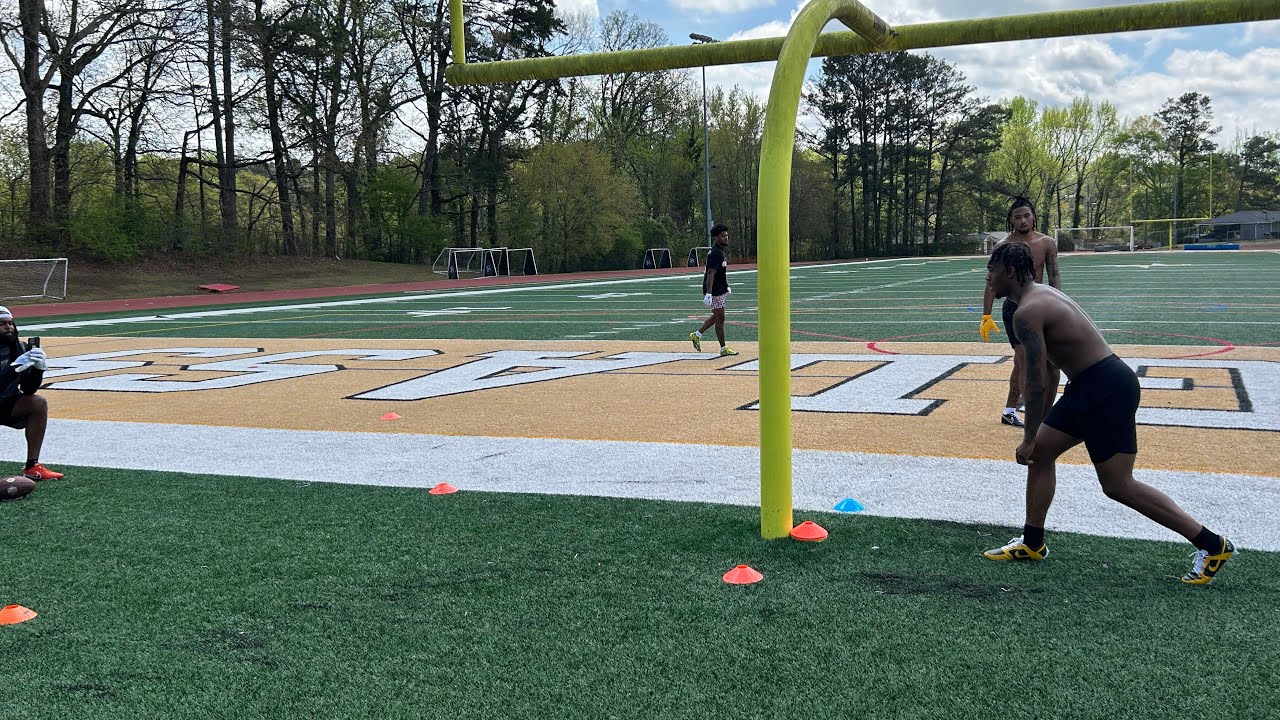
[[24, 253, 1280, 347], [2, 467, 1275, 720]]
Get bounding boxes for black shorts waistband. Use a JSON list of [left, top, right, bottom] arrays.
[[1071, 353, 1124, 383]]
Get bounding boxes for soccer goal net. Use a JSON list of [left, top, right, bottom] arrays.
[[432, 247, 537, 279], [643, 248, 673, 269], [686, 246, 715, 267], [0, 258, 68, 300], [1053, 226, 1134, 252]]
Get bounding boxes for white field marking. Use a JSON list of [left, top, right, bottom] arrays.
[[577, 292, 653, 299], [88, 318, 1280, 326], [406, 306, 512, 317], [801, 270, 989, 303], [23, 420, 1280, 552], [587, 331, 618, 335], [26, 258, 920, 332]]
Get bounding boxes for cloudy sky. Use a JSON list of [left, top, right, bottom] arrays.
[[555, 0, 1280, 145]]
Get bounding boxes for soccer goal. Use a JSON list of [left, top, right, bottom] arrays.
[[0, 258, 68, 300], [642, 248, 673, 269], [432, 247, 537, 279], [1053, 226, 1134, 252], [686, 246, 714, 267], [503, 247, 538, 276]]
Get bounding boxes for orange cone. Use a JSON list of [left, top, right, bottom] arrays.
[[790, 520, 828, 542], [722, 564, 764, 585], [380, 412, 402, 421], [0, 604, 37, 625], [428, 482, 458, 495]]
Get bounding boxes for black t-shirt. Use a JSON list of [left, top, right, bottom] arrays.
[[0, 339, 43, 400], [705, 246, 729, 296]]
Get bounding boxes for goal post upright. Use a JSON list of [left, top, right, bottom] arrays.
[[445, 0, 1280, 540], [756, 0, 896, 538]]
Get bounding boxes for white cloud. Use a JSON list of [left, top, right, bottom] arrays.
[[678, 0, 1280, 143], [668, 0, 776, 14], [936, 37, 1134, 105], [555, 0, 599, 18], [1241, 20, 1280, 45]]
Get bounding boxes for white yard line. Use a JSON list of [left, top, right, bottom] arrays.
[[21, 419, 1279, 552]]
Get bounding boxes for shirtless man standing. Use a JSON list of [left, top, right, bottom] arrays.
[[980, 197, 1061, 428], [980, 243, 1234, 585]]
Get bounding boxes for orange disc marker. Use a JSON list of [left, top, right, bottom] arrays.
[[722, 564, 764, 585], [790, 520, 828, 542], [0, 604, 37, 625], [380, 412, 402, 421], [428, 482, 459, 495]]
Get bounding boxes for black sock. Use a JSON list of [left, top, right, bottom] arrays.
[[24, 459, 37, 470], [1023, 524, 1045, 549], [1192, 526, 1223, 553]]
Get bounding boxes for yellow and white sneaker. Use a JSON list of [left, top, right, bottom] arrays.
[[689, 332, 702, 352], [982, 535, 1048, 561], [1182, 538, 1235, 585], [719, 347, 739, 357]]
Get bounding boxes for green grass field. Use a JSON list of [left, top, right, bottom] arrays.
[[25, 252, 1280, 346], [4, 469, 1277, 720], [4, 251, 1279, 719]]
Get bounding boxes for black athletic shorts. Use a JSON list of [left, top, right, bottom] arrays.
[[1002, 299, 1020, 348], [1042, 354, 1140, 464], [0, 396, 27, 430]]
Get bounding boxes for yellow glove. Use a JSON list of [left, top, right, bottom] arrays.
[[979, 314, 999, 342]]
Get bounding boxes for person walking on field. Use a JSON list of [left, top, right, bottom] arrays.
[[689, 224, 738, 357], [981, 243, 1234, 586], [980, 196, 1062, 428]]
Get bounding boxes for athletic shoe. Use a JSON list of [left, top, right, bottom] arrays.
[[689, 332, 701, 352], [719, 347, 739, 357], [1182, 537, 1235, 585], [1001, 410, 1025, 427], [982, 535, 1048, 561], [23, 464, 64, 481]]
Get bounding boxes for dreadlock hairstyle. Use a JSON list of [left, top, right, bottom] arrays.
[[1006, 195, 1036, 232], [988, 242, 1036, 283]]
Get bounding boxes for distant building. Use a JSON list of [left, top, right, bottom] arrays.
[[1195, 210, 1279, 242], [977, 231, 1008, 254]]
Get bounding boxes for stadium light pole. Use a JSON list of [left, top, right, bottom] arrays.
[[690, 33, 719, 246]]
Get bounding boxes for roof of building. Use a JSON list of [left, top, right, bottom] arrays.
[[1202, 210, 1280, 224]]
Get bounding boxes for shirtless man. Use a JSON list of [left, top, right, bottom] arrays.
[[980, 243, 1234, 585], [980, 197, 1061, 428]]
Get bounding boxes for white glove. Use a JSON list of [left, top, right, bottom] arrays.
[[11, 347, 46, 372], [726, 287, 731, 295], [703, 293, 712, 307]]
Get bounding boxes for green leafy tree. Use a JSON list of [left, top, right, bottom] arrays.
[[510, 141, 641, 273]]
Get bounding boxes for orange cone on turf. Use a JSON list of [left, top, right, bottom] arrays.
[[722, 564, 764, 585], [380, 412, 402, 421], [0, 604, 37, 625], [429, 482, 458, 495], [790, 520, 828, 542]]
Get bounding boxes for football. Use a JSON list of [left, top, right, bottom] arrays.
[[1, 475, 35, 501]]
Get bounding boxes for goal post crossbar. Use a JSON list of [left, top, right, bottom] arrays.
[[447, 0, 1280, 85]]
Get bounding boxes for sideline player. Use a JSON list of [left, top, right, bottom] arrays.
[[981, 244, 1233, 585], [689, 224, 738, 357], [980, 196, 1061, 427], [0, 306, 63, 482]]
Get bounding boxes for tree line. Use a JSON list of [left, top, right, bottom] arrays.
[[1, 0, 1277, 269]]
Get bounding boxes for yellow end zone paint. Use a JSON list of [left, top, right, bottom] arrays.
[[35, 338, 1280, 479]]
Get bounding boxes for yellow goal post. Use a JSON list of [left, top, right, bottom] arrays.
[[446, 0, 1280, 539]]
